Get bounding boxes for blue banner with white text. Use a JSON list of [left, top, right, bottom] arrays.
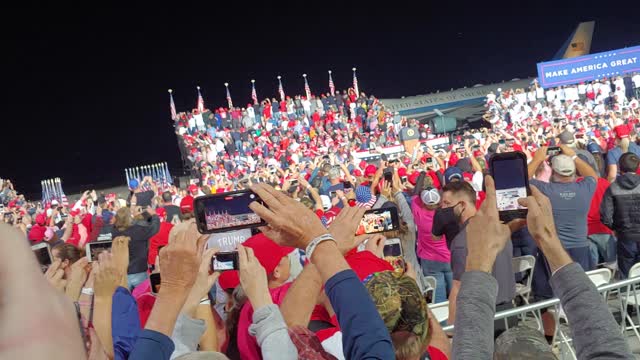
[[537, 45, 640, 88]]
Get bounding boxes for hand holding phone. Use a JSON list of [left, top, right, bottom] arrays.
[[86, 241, 113, 262], [489, 151, 530, 222], [211, 251, 239, 272], [355, 207, 400, 236], [194, 190, 267, 234]]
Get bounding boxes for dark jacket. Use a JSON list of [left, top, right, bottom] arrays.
[[113, 215, 160, 274], [601, 173, 640, 241]]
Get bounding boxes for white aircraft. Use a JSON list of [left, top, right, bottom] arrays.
[[379, 21, 595, 133]]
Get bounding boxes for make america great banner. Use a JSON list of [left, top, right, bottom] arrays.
[[537, 45, 640, 88]]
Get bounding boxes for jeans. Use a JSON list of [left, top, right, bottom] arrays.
[[618, 239, 640, 278], [588, 233, 617, 266], [420, 258, 453, 303], [128, 272, 148, 291]]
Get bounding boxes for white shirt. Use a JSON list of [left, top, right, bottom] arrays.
[[194, 113, 204, 127], [545, 89, 556, 102], [578, 83, 587, 94], [188, 117, 196, 128], [247, 107, 255, 118], [215, 140, 225, 153], [633, 74, 640, 88], [536, 87, 545, 99]]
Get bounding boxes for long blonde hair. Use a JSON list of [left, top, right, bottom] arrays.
[[114, 207, 132, 232], [620, 137, 630, 153]]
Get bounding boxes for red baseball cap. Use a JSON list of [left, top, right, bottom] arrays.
[[364, 165, 377, 177], [35, 213, 46, 226], [242, 233, 293, 274], [180, 196, 194, 214], [408, 171, 421, 186], [189, 184, 199, 194], [218, 270, 240, 290], [397, 168, 407, 177], [345, 251, 393, 281]]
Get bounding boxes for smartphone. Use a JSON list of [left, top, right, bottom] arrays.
[[343, 181, 352, 189], [150, 273, 161, 295], [575, 133, 585, 139], [401, 176, 407, 184], [355, 207, 400, 236], [384, 169, 393, 183], [498, 139, 506, 145], [290, 179, 299, 187], [85, 241, 113, 262], [425, 157, 434, 164], [546, 146, 562, 156], [489, 152, 531, 222], [32, 243, 52, 272], [329, 191, 337, 198], [194, 190, 267, 234], [211, 251, 239, 272], [383, 238, 403, 257]]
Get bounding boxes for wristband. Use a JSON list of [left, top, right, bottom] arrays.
[[305, 233, 336, 262], [571, 155, 578, 161], [81, 288, 94, 296], [200, 298, 211, 305]]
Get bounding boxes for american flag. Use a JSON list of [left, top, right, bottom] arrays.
[[251, 80, 258, 104], [277, 76, 285, 101], [196, 86, 204, 112], [328, 70, 335, 97], [225, 83, 233, 109], [168, 89, 177, 120], [303, 74, 311, 100], [352, 67, 359, 98]]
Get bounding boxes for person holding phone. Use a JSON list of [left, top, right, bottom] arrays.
[[441, 180, 518, 333], [527, 143, 598, 340]]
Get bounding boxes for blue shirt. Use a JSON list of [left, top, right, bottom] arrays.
[[129, 329, 175, 360], [606, 143, 640, 170], [112, 287, 141, 360], [325, 270, 394, 360], [530, 177, 596, 248]]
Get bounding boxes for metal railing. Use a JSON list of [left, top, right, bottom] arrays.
[[441, 275, 640, 333]]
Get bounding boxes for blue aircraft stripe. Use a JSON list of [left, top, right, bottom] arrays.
[[397, 96, 486, 116]]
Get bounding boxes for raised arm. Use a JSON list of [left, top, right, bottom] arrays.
[[249, 185, 395, 359], [521, 185, 633, 359], [528, 145, 547, 179]]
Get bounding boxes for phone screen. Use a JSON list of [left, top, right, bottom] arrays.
[[546, 147, 561, 156], [150, 273, 161, 294], [86, 241, 113, 262], [195, 190, 266, 234], [211, 251, 239, 271], [32, 245, 52, 272], [491, 156, 528, 212], [356, 207, 399, 235], [383, 240, 402, 257]]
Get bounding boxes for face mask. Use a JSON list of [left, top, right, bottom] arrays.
[[434, 206, 457, 226]]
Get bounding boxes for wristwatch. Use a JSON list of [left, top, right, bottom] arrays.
[[81, 287, 94, 296]]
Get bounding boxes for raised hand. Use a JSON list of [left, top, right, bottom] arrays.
[[250, 183, 328, 249], [94, 253, 121, 299], [238, 244, 272, 309], [466, 176, 525, 273], [111, 236, 130, 287], [65, 257, 89, 301], [44, 259, 67, 292], [184, 247, 220, 313], [328, 206, 366, 254]]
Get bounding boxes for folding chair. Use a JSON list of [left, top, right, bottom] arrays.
[[551, 267, 612, 359], [620, 262, 640, 343], [512, 255, 541, 329], [428, 301, 450, 324], [421, 276, 437, 305]]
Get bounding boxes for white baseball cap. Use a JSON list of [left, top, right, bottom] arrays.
[[420, 188, 441, 206]]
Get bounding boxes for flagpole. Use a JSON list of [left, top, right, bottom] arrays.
[[224, 83, 233, 109], [328, 70, 335, 97], [303, 74, 311, 100], [352, 67, 359, 98], [168, 89, 176, 121], [277, 75, 285, 102], [251, 79, 258, 105]]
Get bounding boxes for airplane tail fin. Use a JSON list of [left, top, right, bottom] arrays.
[[552, 21, 595, 60]]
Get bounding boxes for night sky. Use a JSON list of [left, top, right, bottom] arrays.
[[3, 2, 639, 198]]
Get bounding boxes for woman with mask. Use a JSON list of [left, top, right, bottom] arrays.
[[412, 187, 452, 303]]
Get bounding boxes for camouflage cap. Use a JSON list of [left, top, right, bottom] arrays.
[[363, 271, 429, 342]]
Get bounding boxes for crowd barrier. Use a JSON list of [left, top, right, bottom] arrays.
[[441, 275, 640, 358]]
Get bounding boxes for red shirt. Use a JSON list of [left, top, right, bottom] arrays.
[[147, 222, 174, 266], [580, 177, 613, 235]]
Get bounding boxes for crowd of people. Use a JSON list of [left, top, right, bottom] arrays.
[[1, 72, 640, 359]]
